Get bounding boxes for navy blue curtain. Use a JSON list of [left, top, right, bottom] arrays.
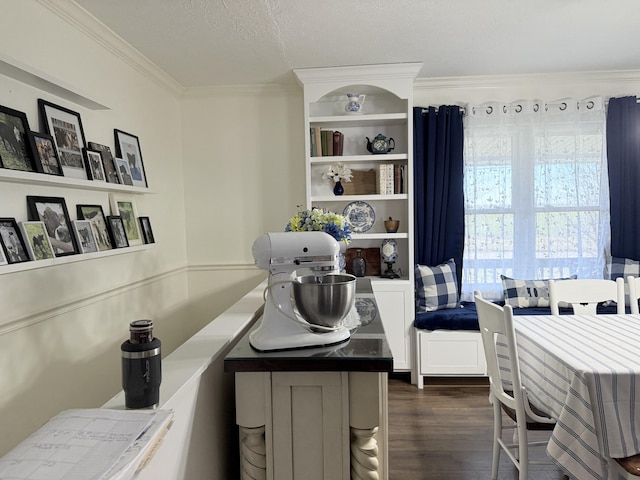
[[607, 96, 640, 260], [413, 106, 465, 290]]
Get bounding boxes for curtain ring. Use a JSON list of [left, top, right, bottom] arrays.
[[533, 103, 539, 112], [560, 102, 567, 111], [587, 100, 595, 109], [515, 104, 522, 113], [486, 105, 493, 114]]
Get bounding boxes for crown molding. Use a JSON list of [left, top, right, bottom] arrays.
[[414, 70, 640, 91], [182, 82, 298, 99], [38, 0, 183, 97]]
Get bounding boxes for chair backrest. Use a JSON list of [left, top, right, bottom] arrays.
[[628, 276, 640, 315], [548, 278, 625, 315], [474, 291, 521, 414]]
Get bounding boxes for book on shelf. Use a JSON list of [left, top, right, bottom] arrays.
[[333, 131, 344, 156], [377, 164, 395, 194]]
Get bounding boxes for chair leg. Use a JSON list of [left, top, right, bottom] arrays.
[[491, 399, 502, 480], [517, 420, 528, 480]]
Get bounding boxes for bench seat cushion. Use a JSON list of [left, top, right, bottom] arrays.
[[414, 301, 621, 331]]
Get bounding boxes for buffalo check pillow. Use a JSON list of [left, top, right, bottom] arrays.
[[501, 274, 577, 308], [607, 256, 640, 280], [415, 259, 459, 312]]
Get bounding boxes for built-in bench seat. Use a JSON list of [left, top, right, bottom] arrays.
[[413, 301, 621, 389]]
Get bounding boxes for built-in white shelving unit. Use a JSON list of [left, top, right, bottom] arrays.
[[294, 63, 421, 371]]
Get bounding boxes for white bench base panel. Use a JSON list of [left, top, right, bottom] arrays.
[[414, 330, 487, 389]]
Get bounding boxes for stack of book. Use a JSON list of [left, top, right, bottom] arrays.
[[378, 164, 407, 194], [310, 127, 344, 157]]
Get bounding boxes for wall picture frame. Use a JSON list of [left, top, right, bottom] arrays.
[[26, 195, 78, 257], [30, 131, 63, 176], [76, 204, 112, 251], [83, 148, 106, 181], [139, 216, 155, 244], [0, 241, 7, 265], [109, 193, 142, 246], [88, 142, 120, 184], [114, 129, 148, 188], [115, 157, 134, 186], [38, 99, 87, 180], [72, 220, 98, 254], [107, 216, 129, 248], [19, 221, 55, 261], [0, 104, 37, 172], [0, 217, 30, 264]]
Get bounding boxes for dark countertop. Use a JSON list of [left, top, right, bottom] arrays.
[[224, 278, 393, 373]]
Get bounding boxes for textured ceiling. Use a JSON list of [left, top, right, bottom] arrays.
[[74, 0, 640, 87]]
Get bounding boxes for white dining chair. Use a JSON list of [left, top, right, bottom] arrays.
[[548, 278, 625, 315], [627, 276, 640, 314], [474, 291, 556, 480]]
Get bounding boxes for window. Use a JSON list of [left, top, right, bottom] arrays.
[[461, 99, 609, 301]]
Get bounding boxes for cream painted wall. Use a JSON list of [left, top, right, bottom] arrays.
[[4, 0, 640, 468], [0, 1, 191, 455]]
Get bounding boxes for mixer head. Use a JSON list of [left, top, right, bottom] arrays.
[[252, 232, 340, 275]]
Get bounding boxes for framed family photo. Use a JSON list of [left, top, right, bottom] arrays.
[[19, 221, 55, 261], [0, 105, 37, 172], [114, 129, 148, 188], [30, 132, 63, 175], [139, 216, 155, 244], [0, 242, 6, 265], [109, 193, 142, 246], [72, 220, 98, 254], [88, 142, 120, 184], [107, 216, 129, 248], [0, 218, 30, 264], [77, 204, 112, 251], [26, 195, 78, 257], [83, 148, 106, 181], [115, 157, 134, 186], [38, 99, 87, 179]]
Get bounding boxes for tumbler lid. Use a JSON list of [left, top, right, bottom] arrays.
[[129, 319, 153, 343], [130, 319, 153, 331]]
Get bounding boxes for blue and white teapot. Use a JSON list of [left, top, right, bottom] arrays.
[[345, 93, 365, 114]]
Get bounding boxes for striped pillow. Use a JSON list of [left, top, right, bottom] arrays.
[[415, 259, 459, 312]]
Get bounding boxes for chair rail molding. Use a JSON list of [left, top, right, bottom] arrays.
[[0, 265, 187, 336]]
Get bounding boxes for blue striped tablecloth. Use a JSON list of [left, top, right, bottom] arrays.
[[509, 314, 640, 480]]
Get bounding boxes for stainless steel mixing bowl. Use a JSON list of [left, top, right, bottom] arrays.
[[292, 274, 356, 328]]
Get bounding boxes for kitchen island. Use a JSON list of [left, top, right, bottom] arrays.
[[224, 278, 393, 480]]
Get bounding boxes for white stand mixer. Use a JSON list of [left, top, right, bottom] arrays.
[[250, 232, 353, 352]]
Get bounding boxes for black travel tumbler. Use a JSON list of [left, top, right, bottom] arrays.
[[121, 319, 161, 409]]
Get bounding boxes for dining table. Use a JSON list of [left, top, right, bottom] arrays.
[[506, 313, 640, 480]]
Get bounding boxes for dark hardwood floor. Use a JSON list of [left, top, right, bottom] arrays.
[[387, 374, 567, 480]]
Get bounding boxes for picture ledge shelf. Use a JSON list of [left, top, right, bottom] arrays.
[[0, 169, 153, 194], [0, 244, 154, 275]]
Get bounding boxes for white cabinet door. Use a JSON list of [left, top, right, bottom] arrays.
[[372, 281, 412, 371]]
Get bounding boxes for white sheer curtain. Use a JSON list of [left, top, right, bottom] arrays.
[[461, 97, 610, 301]]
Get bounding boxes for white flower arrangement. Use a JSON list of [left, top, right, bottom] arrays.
[[322, 162, 353, 183]]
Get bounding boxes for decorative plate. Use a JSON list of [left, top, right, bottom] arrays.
[[343, 201, 375, 233], [355, 298, 377, 327]]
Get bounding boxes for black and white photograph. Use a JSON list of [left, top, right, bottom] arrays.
[[0, 218, 30, 264], [139, 216, 155, 244], [83, 148, 106, 181], [31, 132, 63, 175], [0, 242, 7, 265], [19, 221, 55, 261], [38, 99, 87, 179], [26, 195, 78, 257], [72, 220, 98, 254], [114, 129, 148, 188], [109, 194, 141, 246], [0, 105, 37, 172], [77, 204, 112, 251], [107, 216, 129, 248], [88, 141, 120, 184], [115, 157, 134, 186]]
